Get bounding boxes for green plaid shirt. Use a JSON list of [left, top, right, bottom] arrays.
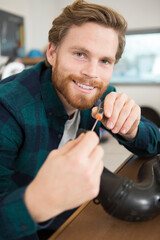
[[0, 61, 159, 240]]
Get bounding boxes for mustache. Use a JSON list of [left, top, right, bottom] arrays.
[[69, 74, 100, 87]]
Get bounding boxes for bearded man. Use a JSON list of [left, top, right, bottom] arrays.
[[0, 1, 159, 240]]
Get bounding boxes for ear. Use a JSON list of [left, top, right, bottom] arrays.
[[46, 43, 57, 66]]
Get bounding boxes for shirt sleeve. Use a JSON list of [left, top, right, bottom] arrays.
[[0, 102, 53, 239], [109, 116, 160, 157]]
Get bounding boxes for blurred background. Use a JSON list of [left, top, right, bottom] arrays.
[[0, 0, 160, 116]]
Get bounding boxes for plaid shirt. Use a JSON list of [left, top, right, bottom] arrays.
[[0, 61, 159, 240]]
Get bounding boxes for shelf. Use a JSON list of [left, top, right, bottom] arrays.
[[22, 57, 45, 65]]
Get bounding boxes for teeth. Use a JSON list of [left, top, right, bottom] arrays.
[[76, 81, 94, 90]]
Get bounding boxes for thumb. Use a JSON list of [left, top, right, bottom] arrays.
[[58, 133, 85, 155], [91, 106, 98, 119]]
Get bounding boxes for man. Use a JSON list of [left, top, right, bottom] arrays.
[[0, 1, 159, 239]]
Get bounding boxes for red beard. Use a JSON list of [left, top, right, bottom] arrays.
[[52, 60, 107, 110]]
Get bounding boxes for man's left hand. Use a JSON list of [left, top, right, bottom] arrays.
[[92, 92, 141, 141]]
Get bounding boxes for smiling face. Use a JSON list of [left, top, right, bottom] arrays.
[[47, 22, 119, 113]]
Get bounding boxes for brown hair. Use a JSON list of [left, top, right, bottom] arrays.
[[48, 0, 127, 63]]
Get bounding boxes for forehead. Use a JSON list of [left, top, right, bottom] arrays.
[[59, 22, 119, 58]]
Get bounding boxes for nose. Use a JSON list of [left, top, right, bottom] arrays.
[[81, 60, 98, 79]]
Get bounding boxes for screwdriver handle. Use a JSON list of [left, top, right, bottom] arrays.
[[95, 101, 104, 121]]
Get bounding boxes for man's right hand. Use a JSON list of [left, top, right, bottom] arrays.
[[24, 131, 104, 223]]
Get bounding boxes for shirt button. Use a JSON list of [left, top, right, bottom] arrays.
[[21, 224, 27, 231], [58, 134, 62, 139], [63, 115, 68, 120], [48, 112, 53, 117]]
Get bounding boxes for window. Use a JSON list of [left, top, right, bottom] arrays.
[[111, 29, 160, 84]]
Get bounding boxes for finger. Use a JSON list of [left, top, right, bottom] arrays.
[[89, 145, 104, 175], [89, 144, 104, 159], [57, 133, 85, 155], [94, 159, 104, 195], [106, 93, 128, 130], [120, 105, 141, 135], [70, 131, 99, 157], [111, 98, 135, 134], [91, 106, 98, 119], [82, 145, 104, 197], [89, 146, 104, 195], [103, 92, 117, 118]]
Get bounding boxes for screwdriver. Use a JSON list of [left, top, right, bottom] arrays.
[[91, 101, 104, 131]]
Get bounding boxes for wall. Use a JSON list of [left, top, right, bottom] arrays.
[[88, 0, 160, 29], [0, 0, 160, 114], [0, 0, 58, 54], [1, 0, 160, 53], [115, 85, 160, 115]]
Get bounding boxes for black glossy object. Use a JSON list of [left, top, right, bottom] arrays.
[[96, 155, 160, 221]]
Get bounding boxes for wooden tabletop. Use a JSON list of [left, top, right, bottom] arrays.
[[49, 155, 160, 240]]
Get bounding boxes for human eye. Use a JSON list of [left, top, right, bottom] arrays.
[[101, 59, 109, 65], [75, 52, 84, 58]]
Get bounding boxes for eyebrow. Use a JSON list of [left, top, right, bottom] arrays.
[[70, 46, 116, 63], [70, 47, 90, 54]]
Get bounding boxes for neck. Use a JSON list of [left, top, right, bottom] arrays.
[[56, 91, 77, 118]]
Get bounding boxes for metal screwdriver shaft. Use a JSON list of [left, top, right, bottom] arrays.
[[91, 101, 104, 131], [91, 118, 99, 131]]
